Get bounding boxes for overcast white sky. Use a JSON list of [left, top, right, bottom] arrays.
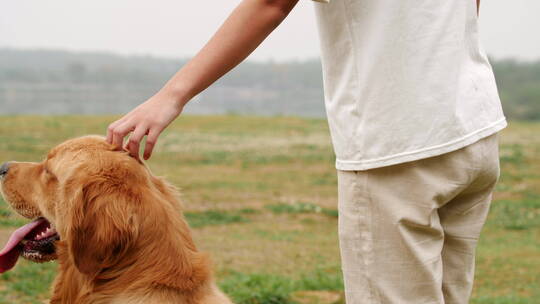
[[0, 0, 538, 62]]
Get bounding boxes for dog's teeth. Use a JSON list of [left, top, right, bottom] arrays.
[[32, 227, 58, 241]]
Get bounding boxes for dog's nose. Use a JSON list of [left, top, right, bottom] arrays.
[[0, 162, 10, 177]]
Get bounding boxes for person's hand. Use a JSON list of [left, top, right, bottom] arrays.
[[106, 91, 184, 160], [106, 0, 298, 160]]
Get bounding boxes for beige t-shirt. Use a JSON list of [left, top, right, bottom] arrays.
[[312, 0, 507, 170]]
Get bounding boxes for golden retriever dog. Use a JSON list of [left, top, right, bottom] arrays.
[[0, 136, 233, 304]]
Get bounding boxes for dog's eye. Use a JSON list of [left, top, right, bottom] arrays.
[[42, 165, 52, 176], [42, 167, 57, 182], [41, 162, 57, 180]]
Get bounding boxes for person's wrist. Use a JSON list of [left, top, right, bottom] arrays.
[[159, 82, 193, 109]]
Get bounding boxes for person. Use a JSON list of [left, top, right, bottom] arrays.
[[106, 0, 506, 303]]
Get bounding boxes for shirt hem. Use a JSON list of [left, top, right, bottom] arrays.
[[336, 118, 508, 171]]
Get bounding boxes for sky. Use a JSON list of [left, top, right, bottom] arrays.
[[0, 0, 538, 62]]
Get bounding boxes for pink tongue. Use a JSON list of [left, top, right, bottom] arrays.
[[0, 218, 47, 273]]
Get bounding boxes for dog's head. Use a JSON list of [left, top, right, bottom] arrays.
[[0, 136, 187, 279]]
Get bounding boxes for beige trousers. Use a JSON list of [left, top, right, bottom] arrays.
[[337, 134, 500, 304]]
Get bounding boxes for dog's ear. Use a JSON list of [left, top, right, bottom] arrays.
[[66, 179, 139, 278]]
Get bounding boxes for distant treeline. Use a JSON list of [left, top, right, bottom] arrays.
[[0, 48, 538, 120], [492, 60, 540, 120]]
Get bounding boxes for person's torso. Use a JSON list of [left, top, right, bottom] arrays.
[[313, 0, 507, 170]]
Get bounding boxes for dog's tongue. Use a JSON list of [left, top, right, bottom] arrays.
[[0, 218, 47, 273]]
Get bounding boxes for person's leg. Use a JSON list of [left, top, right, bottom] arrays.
[[337, 135, 499, 304], [439, 134, 500, 304]]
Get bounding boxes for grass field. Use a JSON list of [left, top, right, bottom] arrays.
[[0, 116, 538, 304]]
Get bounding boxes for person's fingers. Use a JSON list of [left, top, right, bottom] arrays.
[[126, 124, 148, 159], [110, 121, 135, 150], [106, 121, 119, 144], [143, 128, 161, 160], [106, 115, 130, 144]]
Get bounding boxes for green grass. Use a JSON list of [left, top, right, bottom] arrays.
[[266, 203, 324, 214], [220, 268, 344, 304], [471, 296, 533, 304], [265, 202, 338, 218], [0, 262, 57, 304], [488, 197, 540, 230], [185, 210, 248, 228], [0, 116, 538, 303]]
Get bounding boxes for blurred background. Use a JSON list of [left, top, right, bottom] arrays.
[[1, 0, 539, 118], [0, 1, 538, 303]]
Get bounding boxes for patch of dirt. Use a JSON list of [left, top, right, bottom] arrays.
[[291, 290, 344, 304], [192, 218, 340, 275]]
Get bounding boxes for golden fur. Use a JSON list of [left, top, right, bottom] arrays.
[[0, 136, 233, 304]]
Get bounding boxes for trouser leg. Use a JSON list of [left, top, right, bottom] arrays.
[[337, 134, 499, 304], [338, 167, 446, 304], [439, 136, 500, 304]]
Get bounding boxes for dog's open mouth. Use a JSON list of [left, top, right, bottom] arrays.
[[0, 217, 59, 273]]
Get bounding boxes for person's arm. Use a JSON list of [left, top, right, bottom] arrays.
[[106, 0, 299, 159]]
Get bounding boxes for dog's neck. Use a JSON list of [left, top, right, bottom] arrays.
[[53, 215, 212, 303], [100, 217, 211, 289]]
